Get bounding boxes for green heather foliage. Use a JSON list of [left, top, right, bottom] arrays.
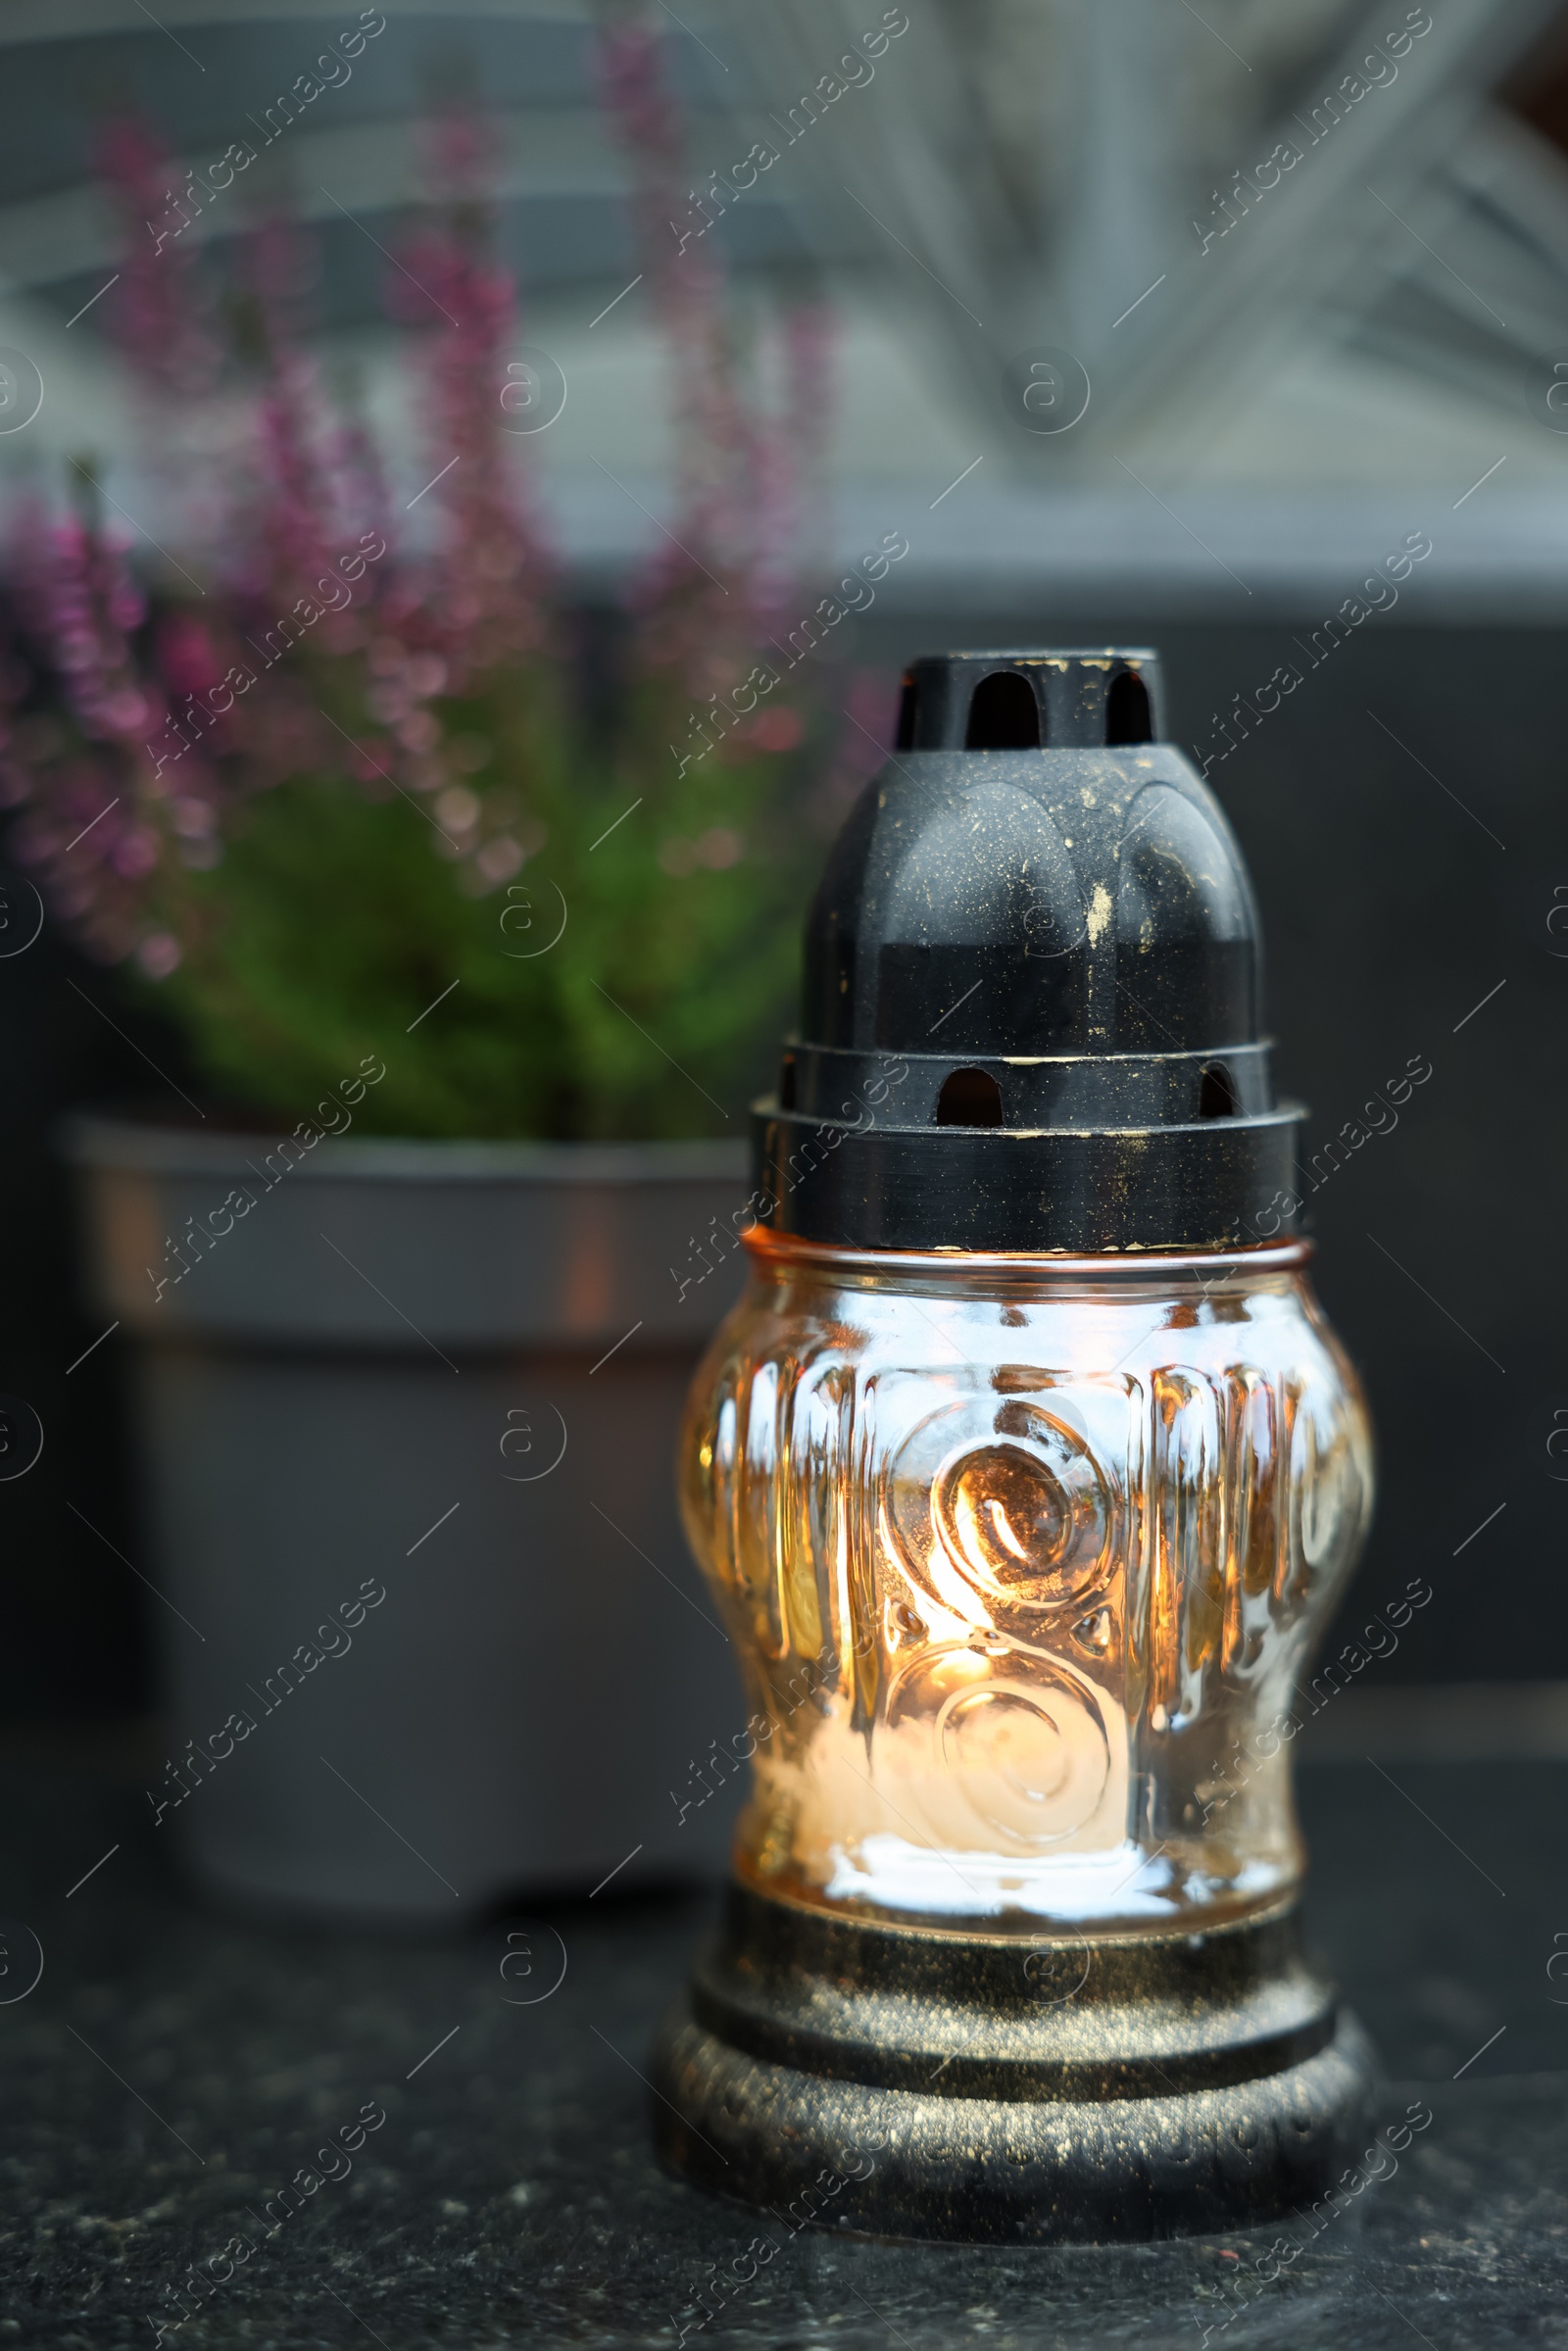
[[151, 658, 826, 1140]]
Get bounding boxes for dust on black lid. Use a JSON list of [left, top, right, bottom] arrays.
[[753, 649, 1303, 1254]]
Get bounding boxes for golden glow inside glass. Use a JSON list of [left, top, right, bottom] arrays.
[[682, 1230, 1372, 1936]]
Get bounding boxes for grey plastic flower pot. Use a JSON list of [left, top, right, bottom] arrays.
[[67, 1114, 750, 1924]]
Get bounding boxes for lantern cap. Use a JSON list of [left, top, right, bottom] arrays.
[[753, 647, 1303, 1253]]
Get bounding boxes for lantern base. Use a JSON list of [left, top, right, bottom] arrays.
[[652, 1884, 1376, 2244]]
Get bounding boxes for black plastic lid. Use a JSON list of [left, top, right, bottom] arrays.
[[753, 648, 1303, 1253]]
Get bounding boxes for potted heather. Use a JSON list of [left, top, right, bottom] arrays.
[[3, 40, 888, 1921]]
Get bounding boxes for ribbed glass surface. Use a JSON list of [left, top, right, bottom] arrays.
[[681, 1234, 1372, 1935]]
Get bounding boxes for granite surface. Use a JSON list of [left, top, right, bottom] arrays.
[[1, 1742, 1563, 2350]]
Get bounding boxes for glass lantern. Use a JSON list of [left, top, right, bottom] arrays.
[[654, 650, 1376, 2243]]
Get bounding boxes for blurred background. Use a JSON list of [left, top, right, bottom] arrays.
[[1, 0, 1565, 1733]]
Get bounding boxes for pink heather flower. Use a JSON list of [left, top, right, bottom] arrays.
[[24, 518, 150, 743], [112, 827, 160, 879], [155, 613, 221, 700], [136, 931, 181, 978], [321, 413, 393, 594], [597, 26, 739, 555], [95, 116, 222, 402], [100, 685, 149, 734], [596, 22, 829, 694], [391, 115, 555, 678], [233, 219, 343, 607]]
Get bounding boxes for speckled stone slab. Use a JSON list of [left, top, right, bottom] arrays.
[[0, 1745, 1562, 2349]]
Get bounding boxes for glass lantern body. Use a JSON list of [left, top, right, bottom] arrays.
[[681, 1231, 1373, 1938]]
